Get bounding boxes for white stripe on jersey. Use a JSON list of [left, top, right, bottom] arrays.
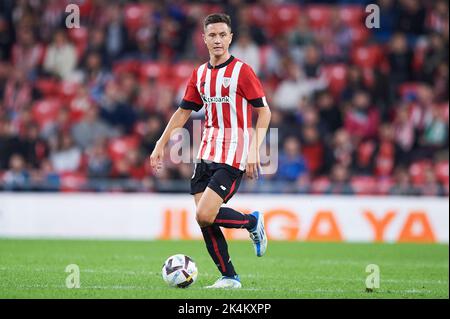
[[202, 68, 214, 159], [239, 99, 249, 170], [225, 61, 243, 166], [213, 67, 226, 163], [196, 63, 207, 160]]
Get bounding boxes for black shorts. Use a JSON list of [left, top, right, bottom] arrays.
[[190, 160, 244, 204]]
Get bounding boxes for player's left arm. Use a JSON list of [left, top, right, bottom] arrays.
[[238, 64, 271, 179], [247, 105, 271, 180]]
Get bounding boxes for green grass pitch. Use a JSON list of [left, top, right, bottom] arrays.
[[0, 239, 447, 298]]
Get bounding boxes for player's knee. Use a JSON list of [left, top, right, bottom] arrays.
[[195, 207, 214, 227]]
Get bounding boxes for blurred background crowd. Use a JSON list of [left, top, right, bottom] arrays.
[[0, 0, 448, 195]]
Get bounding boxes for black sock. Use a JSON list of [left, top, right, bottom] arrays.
[[213, 207, 257, 229], [200, 225, 237, 277]]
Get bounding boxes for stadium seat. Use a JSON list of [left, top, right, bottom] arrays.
[[170, 62, 196, 89], [350, 26, 371, 46], [267, 4, 301, 36], [108, 136, 140, 163], [409, 161, 433, 186], [35, 78, 60, 97], [113, 59, 140, 76], [339, 5, 364, 27], [322, 64, 348, 98], [60, 172, 87, 192], [351, 176, 377, 195], [139, 61, 171, 83], [68, 27, 88, 59], [435, 161, 449, 185], [377, 177, 395, 195], [124, 3, 153, 34], [311, 176, 331, 194], [351, 45, 383, 69], [306, 5, 332, 29], [32, 98, 63, 129]]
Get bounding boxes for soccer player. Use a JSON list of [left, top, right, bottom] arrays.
[[149, 13, 271, 289]]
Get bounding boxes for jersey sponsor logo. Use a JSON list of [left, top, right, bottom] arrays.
[[201, 94, 230, 104], [222, 77, 231, 88]]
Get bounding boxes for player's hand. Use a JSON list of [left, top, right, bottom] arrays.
[[149, 143, 164, 171], [245, 149, 261, 179]]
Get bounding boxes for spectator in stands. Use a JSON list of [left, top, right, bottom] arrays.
[[72, 106, 117, 150], [98, 79, 137, 134], [11, 26, 44, 79], [421, 32, 448, 85], [419, 104, 449, 153], [77, 51, 112, 103], [288, 13, 314, 48], [104, 4, 129, 61], [43, 30, 77, 80], [393, 106, 416, 165], [275, 136, 308, 183], [329, 129, 354, 170], [141, 114, 165, 154], [300, 125, 328, 177], [419, 166, 446, 196], [388, 32, 414, 92], [2, 66, 34, 112], [49, 133, 81, 173], [317, 90, 343, 136], [86, 140, 112, 179], [230, 28, 260, 75], [389, 166, 419, 195], [325, 163, 354, 195], [344, 90, 380, 141], [396, 0, 426, 35], [2, 153, 30, 190], [273, 59, 326, 111]]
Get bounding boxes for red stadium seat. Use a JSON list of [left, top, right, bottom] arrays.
[[108, 136, 140, 162], [409, 161, 433, 186], [351, 176, 377, 195], [124, 3, 153, 34], [435, 161, 449, 185], [32, 98, 63, 129], [113, 59, 140, 76], [139, 61, 170, 83], [377, 177, 395, 195], [322, 64, 348, 98], [306, 5, 332, 29], [350, 26, 371, 46], [35, 78, 60, 96], [59, 81, 80, 101], [311, 176, 331, 194], [339, 5, 365, 27], [267, 4, 301, 36], [68, 27, 88, 59], [351, 45, 383, 69], [60, 172, 87, 192], [171, 62, 196, 89]]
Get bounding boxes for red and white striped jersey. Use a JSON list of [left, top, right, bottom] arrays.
[[180, 55, 268, 171]]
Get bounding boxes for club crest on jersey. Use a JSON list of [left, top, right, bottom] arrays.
[[222, 77, 231, 88]]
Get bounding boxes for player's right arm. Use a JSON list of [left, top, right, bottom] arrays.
[[150, 68, 203, 171], [149, 107, 192, 171]]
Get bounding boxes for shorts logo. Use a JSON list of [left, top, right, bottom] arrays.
[[222, 77, 231, 88], [220, 185, 227, 191]]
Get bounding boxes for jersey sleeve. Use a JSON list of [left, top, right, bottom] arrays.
[[238, 63, 269, 108], [180, 69, 204, 112]]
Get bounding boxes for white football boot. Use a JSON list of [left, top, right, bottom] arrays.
[[205, 275, 242, 289], [248, 211, 268, 257]]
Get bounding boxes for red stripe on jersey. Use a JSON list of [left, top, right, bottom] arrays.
[[208, 70, 219, 161], [232, 94, 245, 169], [198, 65, 209, 159], [220, 63, 234, 163]]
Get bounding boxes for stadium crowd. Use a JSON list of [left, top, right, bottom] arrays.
[[0, 0, 448, 195]]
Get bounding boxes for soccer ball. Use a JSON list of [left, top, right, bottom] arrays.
[[162, 254, 198, 288]]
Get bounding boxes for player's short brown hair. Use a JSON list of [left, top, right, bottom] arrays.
[[203, 13, 232, 31]]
